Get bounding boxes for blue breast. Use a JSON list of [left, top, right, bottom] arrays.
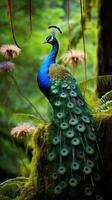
[[37, 43, 59, 98]]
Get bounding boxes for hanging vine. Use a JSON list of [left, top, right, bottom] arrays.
[[6, 0, 20, 47], [28, 0, 32, 38]]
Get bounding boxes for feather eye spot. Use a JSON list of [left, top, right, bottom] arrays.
[[88, 133, 96, 141], [84, 186, 93, 197], [62, 82, 68, 88], [71, 161, 80, 171], [51, 89, 59, 94], [54, 185, 62, 194], [58, 166, 66, 175], [60, 181, 67, 189], [48, 152, 56, 161], [60, 122, 69, 130], [71, 85, 76, 89], [69, 117, 78, 126], [52, 136, 60, 145], [60, 148, 69, 157], [77, 99, 84, 106], [56, 112, 64, 119], [83, 166, 92, 175], [86, 160, 95, 168], [76, 123, 86, 132], [69, 178, 78, 187], [78, 151, 84, 159], [67, 102, 74, 109], [52, 172, 58, 180], [71, 137, 80, 146], [70, 90, 77, 97], [81, 115, 90, 123], [65, 129, 74, 138], [85, 146, 95, 155], [74, 107, 82, 115], [60, 92, 67, 98], [54, 100, 61, 107]]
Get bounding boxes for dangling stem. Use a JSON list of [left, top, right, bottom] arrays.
[[7, 0, 20, 48], [28, 0, 32, 38], [10, 73, 47, 123], [80, 0, 87, 82], [0, 177, 28, 186], [67, 0, 71, 49]]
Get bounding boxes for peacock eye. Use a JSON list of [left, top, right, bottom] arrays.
[[46, 35, 54, 42], [49, 35, 54, 42]]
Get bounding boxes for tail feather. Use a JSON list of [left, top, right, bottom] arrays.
[[47, 76, 103, 199]]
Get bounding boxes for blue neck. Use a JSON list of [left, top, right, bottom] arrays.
[[37, 42, 59, 98]]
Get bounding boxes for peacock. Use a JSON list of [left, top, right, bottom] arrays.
[[37, 26, 103, 200]]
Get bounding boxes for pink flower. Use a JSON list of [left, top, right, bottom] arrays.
[[0, 44, 21, 59], [11, 123, 35, 138], [62, 50, 86, 66]]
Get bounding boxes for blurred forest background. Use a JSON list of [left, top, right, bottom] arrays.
[[0, 0, 111, 185]]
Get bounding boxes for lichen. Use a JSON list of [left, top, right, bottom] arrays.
[[84, 0, 96, 21]]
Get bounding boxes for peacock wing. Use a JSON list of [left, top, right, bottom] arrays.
[[47, 64, 103, 199]]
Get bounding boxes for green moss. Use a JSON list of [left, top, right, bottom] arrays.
[[0, 124, 54, 200], [0, 180, 25, 199], [18, 124, 51, 200], [84, 0, 93, 21], [0, 195, 12, 200]]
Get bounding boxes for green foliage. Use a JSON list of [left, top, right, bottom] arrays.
[[0, 177, 28, 199], [95, 90, 112, 112], [84, 0, 97, 21], [10, 113, 43, 126], [0, 0, 69, 183]]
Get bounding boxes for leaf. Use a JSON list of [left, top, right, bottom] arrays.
[[95, 91, 112, 112], [93, 110, 112, 121], [9, 113, 44, 126], [79, 75, 112, 91]]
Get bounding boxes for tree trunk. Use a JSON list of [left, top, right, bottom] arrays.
[[96, 117, 112, 200], [96, 0, 112, 97]]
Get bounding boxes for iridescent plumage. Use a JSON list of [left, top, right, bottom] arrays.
[[37, 32, 103, 199]]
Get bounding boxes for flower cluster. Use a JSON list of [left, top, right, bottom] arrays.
[[0, 44, 21, 59], [11, 123, 35, 138], [62, 50, 86, 66], [0, 61, 14, 72]]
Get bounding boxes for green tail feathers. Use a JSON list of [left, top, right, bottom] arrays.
[[47, 76, 103, 199]]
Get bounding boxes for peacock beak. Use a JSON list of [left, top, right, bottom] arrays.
[[42, 40, 47, 44]]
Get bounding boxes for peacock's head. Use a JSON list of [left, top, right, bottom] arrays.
[[43, 25, 62, 45], [44, 33, 57, 45]]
